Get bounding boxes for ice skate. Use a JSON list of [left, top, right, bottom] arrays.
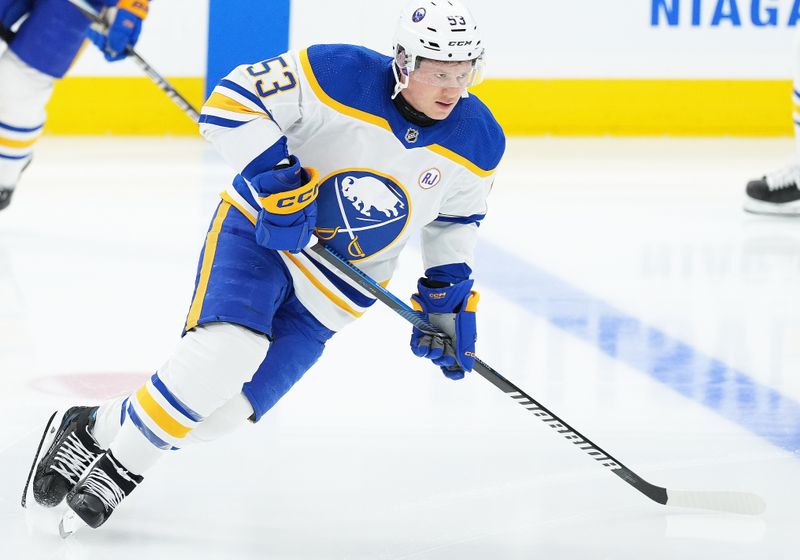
[[22, 406, 103, 508], [0, 185, 14, 211], [61, 450, 142, 535], [744, 163, 800, 215]]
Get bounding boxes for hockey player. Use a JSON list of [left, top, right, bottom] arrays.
[[744, 31, 800, 215], [0, 0, 150, 211], [24, 0, 504, 533]]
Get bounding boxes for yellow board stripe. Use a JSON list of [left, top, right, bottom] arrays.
[[282, 250, 363, 318], [205, 91, 266, 118], [40, 76, 792, 136], [48, 76, 204, 135], [470, 78, 793, 136], [135, 386, 191, 438], [0, 135, 38, 149], [185, 202, 232, 331], [299, 49, 392, 132]]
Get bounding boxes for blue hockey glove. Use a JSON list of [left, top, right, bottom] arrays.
[[89, 1, 149, 62], [252, 156, 320, 253], [410, 278, 479, 380]]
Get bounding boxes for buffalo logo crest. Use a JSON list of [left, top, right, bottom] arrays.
[[315, 170, 410, 260]]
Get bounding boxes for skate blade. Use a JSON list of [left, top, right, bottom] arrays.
[[21, 410, 60, 508], [59, 510, 87, 539]]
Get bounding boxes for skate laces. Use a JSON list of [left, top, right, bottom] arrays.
[[50, 428, 100, 484], [81, 467, 126, 512], [765, 164, 800, 191]]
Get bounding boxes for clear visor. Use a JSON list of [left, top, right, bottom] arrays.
[[397, 52, 485, 90]]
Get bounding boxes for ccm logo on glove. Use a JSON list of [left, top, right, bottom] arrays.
[[262, 181, 320, 214]]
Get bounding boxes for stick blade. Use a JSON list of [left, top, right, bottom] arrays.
[[667, 490, 766, 515]]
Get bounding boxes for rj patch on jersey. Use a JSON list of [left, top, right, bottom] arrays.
[[315, 169, 411, 260]]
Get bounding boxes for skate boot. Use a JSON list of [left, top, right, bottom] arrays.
[[63, 450, 142, 531], [22, 406, 104, 508], [744, 163, 800, 215], [0, 185, 13, 211], [0, 158, 31, 212]]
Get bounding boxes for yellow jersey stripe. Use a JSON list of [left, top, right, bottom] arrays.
[[205, 91, 266, 118], [299, 49, 392, 133], [185, 202, 232, 331], [135, 386, 191, 438], [282, 251, 364, 318], [298, 51, 493, 177], [426, 144, 496, 177], [0, 135, 38, 149]]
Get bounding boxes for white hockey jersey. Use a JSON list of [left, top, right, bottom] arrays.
[[199, 44, 505, 332]]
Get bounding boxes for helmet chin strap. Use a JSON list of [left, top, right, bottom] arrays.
[[391, 62, 409, 100]]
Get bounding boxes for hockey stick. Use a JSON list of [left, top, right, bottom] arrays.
[[308, 242, 766, 516], [67, 0, 200, 123]]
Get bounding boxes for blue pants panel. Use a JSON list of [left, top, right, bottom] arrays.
[[187, 202, 335, 421], [0, 0, 33, 30], [242, 296, 334, 421], [8, 0, 105, 78], [186, 202, 294, 338]]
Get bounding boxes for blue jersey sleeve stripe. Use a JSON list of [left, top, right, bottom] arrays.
[[434, 213, 485, 226], [218, 79, 270, 115], [150, 373, 204, 422], [241, 137, 289, 181], [0, 120, 43, 133], [425, 263, 473, 285], [199, 114, 250, 128], [303, 251, 377, 308], [126, 403, 174, 450]]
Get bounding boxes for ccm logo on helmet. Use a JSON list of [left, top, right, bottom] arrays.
[[448, 40, 473, 46], [276, 183, 318, 209]]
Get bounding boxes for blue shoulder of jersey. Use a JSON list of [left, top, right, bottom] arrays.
[[445, 94, 506, 172], [305, 44, 505, 174]]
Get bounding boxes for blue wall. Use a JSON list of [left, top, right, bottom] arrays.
[[206, 0, 292, 98]]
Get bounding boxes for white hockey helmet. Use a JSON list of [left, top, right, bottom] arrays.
[[392, 0, 485, 98]]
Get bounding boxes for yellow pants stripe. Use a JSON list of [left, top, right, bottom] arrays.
[[185, 202, 232, 331], [135, 386, 191, 438]]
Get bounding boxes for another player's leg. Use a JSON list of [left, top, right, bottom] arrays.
[[0, 0, 98, 211], [744, 31, 800, 215]]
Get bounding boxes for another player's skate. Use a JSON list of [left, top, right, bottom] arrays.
[[744, 163, 800, 215], [60, 450, 142, 536], [0, 158, 31, 212], [22, 406, 104, 508], [0, 185, 14, 211]]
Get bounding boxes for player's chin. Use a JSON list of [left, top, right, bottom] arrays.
[[432, 101, 457, 118]]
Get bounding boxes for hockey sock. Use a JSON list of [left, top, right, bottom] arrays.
[[106, 323, 268, 474], [91, 395, 127, 449]]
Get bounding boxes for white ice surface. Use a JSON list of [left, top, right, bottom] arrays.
[[0, 136, 798, 559]]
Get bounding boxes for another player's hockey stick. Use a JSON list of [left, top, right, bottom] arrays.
[[67, 0, 200, 123], [309, 242, 766, 516]]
